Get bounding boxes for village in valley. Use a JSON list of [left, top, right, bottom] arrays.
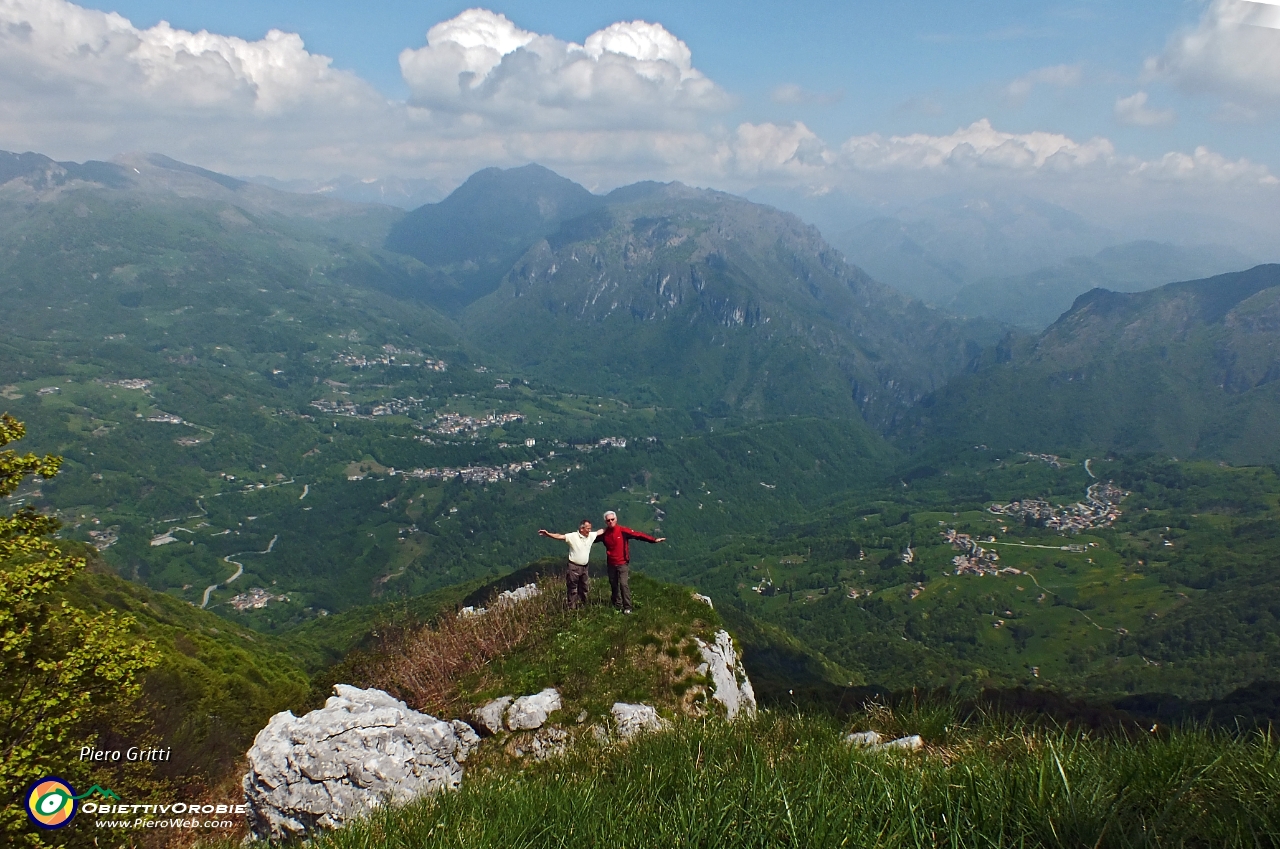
[[941, 455, 1128, 578], [986, 480, 1128, 533], [333, 345, 447, 372]]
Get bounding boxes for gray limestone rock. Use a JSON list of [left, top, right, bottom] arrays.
[[497, 583, 541, 605], [455, 584, 539, 620], [694, 630, 758, 720], [242, 685, 479, 841], [472, 696, 513, 736], [506, 688, 562, 731], [611, 702, 667, 739]]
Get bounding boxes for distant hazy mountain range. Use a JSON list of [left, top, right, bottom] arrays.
[[242, 173, 448, 211], [949, 241, 1256, 331], [831, 195, 1117, 304], [827, 196, 1257, 328]]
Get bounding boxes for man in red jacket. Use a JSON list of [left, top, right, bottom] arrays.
[[597, 510, 665, 614]]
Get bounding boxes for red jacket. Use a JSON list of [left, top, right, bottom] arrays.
[[597, 524, 658, 566]]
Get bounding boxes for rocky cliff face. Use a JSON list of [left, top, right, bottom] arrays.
[[696, 629, 758, 720]]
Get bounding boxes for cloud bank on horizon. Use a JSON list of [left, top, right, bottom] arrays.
[[0, 0, 1276, 229]]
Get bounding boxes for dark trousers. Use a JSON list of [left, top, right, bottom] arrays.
[[566, 561, 589, 608], [608, 563, 631, 611]]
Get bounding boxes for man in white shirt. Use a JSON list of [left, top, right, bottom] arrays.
[[538, 519, 602, 609]]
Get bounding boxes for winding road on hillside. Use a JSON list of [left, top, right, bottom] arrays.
[[201, 534, 278, 608]]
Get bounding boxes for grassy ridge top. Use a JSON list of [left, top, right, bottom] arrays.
[[318, 570, 733, 723]]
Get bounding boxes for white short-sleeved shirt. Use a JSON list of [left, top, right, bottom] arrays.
[[564, 530, 601, 565]]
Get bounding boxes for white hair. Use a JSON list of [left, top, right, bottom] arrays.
[[603, 510, 618, 520]]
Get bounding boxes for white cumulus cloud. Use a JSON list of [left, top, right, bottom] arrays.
[[717, 122, 831, 179], [839, 120, 1115, 173], [1133, 144, 1277, 184], [1114, 91, 1177, 127], [0, 0, 376, 112], [1149, 0, 1280, 102], [397, 9, 727, 130]]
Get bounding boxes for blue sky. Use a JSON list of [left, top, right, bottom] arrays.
[[70, 1, 1218, 149], [67, 1, 1252, 157], [1, 0, 1277, 238]]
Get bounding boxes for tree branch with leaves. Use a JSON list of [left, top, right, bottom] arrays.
[[0, 414, 158, 845]]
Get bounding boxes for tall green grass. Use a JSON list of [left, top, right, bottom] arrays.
[[304, 709, 1280, 849]]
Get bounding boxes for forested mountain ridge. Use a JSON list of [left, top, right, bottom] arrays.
[[899, 264, 1280, 462], [384, 164, 605, 311], [460, 180, 1001, 427]]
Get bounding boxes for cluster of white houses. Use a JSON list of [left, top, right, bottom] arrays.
[[943, 528, 1022, 577], [389, 460, 537, 484], [430, 411, 525, 435], [987, 481, 1127, 532], [333, 347, 447, 371], [309, 397, 425, 418]]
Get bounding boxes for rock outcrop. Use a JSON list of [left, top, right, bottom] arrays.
[[695, 630, 757, 720], [506, 688, 562, 730], [524, 727, 569, 760], [456, 583, 542, 619], [242, 685, 479, 841], [497, 583, 541, 604], [472, 696, 513, 736], [611, 702, 666, 739]]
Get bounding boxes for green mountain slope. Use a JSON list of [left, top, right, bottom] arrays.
[[899, 265, 1280, 463], [59, 552, 309, 788], [463, 181, 999, 427], [0, 152, 897, 619], [384, 164, 603, 310], [8, 149, 1280, 720]]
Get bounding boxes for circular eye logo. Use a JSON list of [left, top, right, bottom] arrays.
[[26, 777, 77, 830]]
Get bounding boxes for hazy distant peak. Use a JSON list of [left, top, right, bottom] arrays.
[[140, 153, 246, 191], [0, 149, 129, 193]]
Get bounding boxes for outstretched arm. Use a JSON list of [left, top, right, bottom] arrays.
[[623, 528, 665, 544], [538, 529, 567, 540]]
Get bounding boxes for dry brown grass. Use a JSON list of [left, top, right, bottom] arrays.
[[350, 578, 564, 716]]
